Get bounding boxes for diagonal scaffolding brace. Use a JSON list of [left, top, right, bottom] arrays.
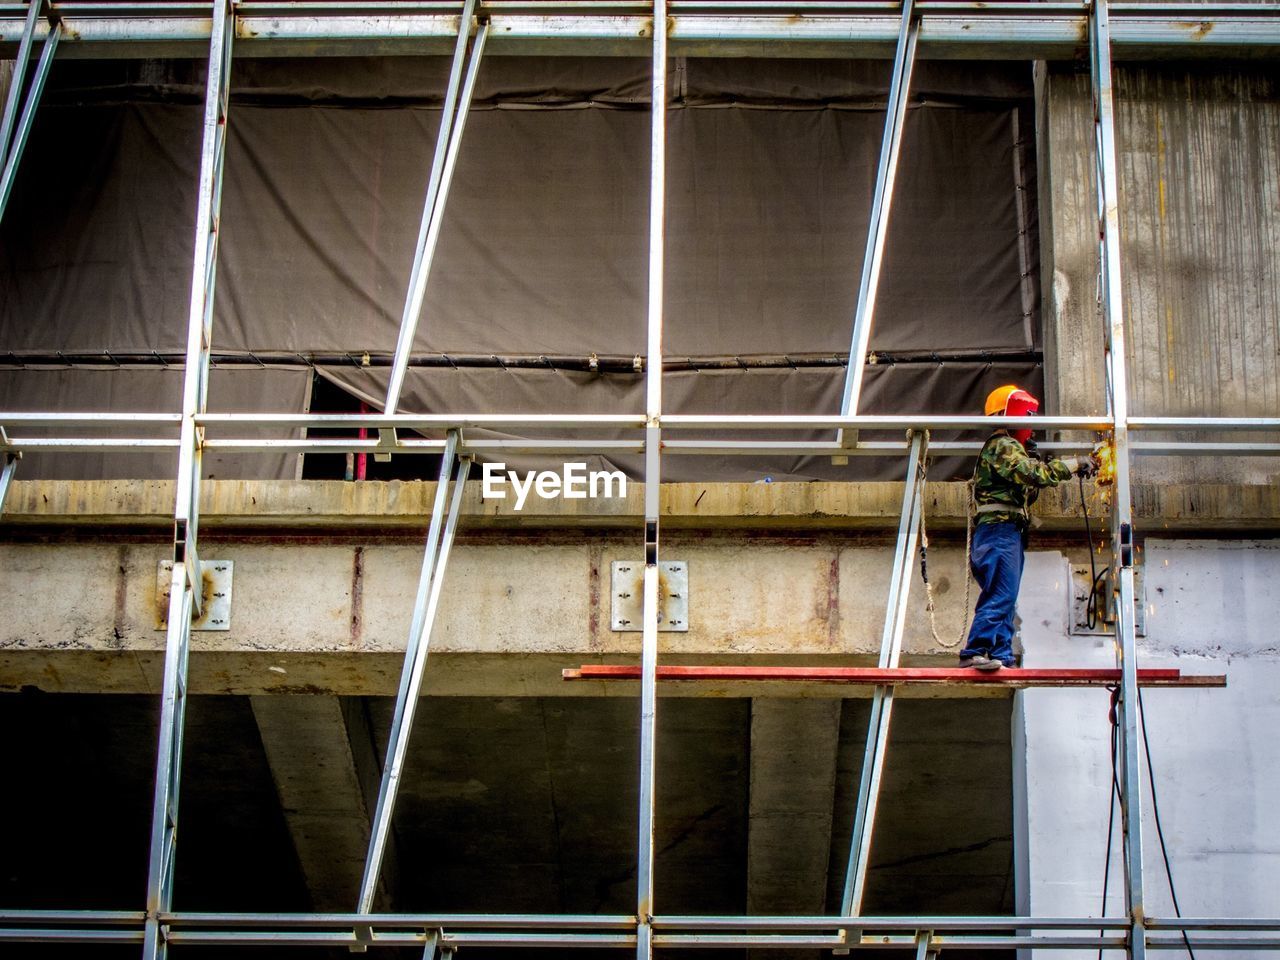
[[839, 431, 928, 930], [0, 0, 62, 224], [357, 429, 472, 914], [142, 1, 236, 957], [384, 0, 488, 417], [834, 0, 918, 458], [1089, 2, 1147, 957]]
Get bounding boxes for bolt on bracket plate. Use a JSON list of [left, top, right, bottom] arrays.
[[611, 560, 688, 632], [1069, 563, 1145, 638], [156, 560, 234, 632]]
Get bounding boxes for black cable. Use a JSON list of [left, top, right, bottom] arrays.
[[1138, 687, 1197, 960], [0, 348, 1046, 372], [1099, 686, 1121, 960], [1079, 473, 1110, 631]]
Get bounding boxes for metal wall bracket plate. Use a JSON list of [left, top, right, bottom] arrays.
[[1069, 563, 1145, 638], [611, 560, 688, 632], [156, 560, 234, 631]]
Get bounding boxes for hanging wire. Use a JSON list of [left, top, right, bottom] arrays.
[[1079, 473, 1110, 631], [1138, 687, 1198, 960], [1099, 686, 1122, 960], [1100, 687, 1198, 960]]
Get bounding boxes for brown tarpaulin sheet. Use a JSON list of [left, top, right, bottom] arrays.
[[0, 57, 1040, 480], [318, 361, 1043, 482], [0, 367, 310, 480]]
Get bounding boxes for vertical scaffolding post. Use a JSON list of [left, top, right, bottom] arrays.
[[636, 0, 667, 957], [142, 1, 235, 957], [840, 431, 927, 924], [0, 2, 62, 223], [834, 0, 918, 456], [358, 430, 470, 913], [384, 0, 487, 415], [1089, 2, 1146, 957]]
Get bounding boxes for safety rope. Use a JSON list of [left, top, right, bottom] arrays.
[[917, 440, 973, 649]]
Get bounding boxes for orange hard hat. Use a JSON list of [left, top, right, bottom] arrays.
[[984, 385, 1040, 417]]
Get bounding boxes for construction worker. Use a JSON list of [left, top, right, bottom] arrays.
[[959, 385, 1097, 671]]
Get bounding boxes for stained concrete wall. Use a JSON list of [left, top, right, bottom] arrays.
[[1040, 62, 1280, 484], [0, 534, 984, 694], [1016, 541, 1280, 957]]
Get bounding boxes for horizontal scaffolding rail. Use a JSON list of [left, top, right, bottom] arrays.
[[2, 1, 1280, 59], [7, 436, 1280, 458], [3, 911, 1280, 950], [563, 666, 1228, 687], [2, 412, 1277, 458], [4, 411, 1279, 432]]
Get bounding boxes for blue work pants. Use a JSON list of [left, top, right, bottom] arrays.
[[960, 520, 1026, 666]]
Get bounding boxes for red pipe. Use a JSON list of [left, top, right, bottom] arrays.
[[356, 401, 368, 481], [562, 665, 1225, 688]]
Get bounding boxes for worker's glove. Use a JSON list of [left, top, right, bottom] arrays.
[[1061, 456, 1098, 479], [1022, 438, 1044, 461]]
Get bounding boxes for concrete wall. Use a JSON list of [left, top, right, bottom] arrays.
[[1041, 62, 1280, 484], [1016, 540, 1280, 956]]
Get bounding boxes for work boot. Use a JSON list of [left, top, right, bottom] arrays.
[[958, 654, 1001, 671]]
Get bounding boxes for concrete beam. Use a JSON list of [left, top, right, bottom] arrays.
[[249, 695, 399, 910], [746, 699, 841, 919], [4, 479, 1279, 532], [0, 535, 1011, 696]]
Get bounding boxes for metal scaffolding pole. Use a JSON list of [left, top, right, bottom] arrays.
[[0, 0, 45, 163], [4, 410, 1279, 459], [1090, 2, 1146, 957], [384, 0, 488, 416], [636, 0, 667, 956], [839, 431, 928, 923], [357, 430, 470, 914], [0, 2, 1274, 952], [1, 4, 1280, 61], [0, 440, 17, 516], [141, 1, 235, 956], [0, 2, 61, 223], [835, 0, 918, 457], [10, 909, 1280, 949]]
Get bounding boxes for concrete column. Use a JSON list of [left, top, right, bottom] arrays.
[[1015, 542, 1280, 959], [0, 61, 12, 113], [250, 695, 398, 909], [746, 699, 842, 918], [1039, 62, 1280, 482]]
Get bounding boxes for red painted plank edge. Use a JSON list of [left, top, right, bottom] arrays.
[[562, 665, 1227, 687]]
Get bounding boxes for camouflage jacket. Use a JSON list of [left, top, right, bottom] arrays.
[[973, 432, 1073, 527]]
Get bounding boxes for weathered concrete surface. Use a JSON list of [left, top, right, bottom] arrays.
[[2, 477, 1271, 694], [1016, 540, 1280, 958], [6, 477, 989, 529], [6, 478, 1280, 532], [746, 699, 840, 918], [1041, 62, 1280, 484], [0, 536, 1000, 695], [249, 695, 395, 910]]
